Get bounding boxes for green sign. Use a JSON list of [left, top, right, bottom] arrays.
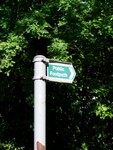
[[47, 62, 76, 83]]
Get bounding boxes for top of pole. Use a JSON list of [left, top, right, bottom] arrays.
[[33, 55, 49, 63]]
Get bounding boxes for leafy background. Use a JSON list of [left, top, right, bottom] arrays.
[[0, 0, 113, 149]]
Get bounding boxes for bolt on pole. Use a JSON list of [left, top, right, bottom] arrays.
[[33, 55, 49, 150]]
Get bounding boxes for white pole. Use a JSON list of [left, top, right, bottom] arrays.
[[33, 55, 48, 150]]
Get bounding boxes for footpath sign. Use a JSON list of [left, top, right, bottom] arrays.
[[47, 62, 76, 83]]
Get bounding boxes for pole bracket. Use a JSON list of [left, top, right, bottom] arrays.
[[33, 76, 49, 81], [33, 55, 49, 64]]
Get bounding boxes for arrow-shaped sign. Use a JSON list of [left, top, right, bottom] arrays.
[[47, 62, 76, 83]]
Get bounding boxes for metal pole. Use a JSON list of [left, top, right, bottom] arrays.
[[33, 55, 48, 150]]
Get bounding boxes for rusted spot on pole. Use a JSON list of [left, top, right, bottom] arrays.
[[37, 141, 45, 150]]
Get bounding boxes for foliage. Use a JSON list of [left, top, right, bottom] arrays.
[[0, 34, 26, 75], [0, 0, 113, 149], [95, 103, 113, 119], [0, 143, 24, 150]]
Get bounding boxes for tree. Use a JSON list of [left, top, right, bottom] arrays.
[[0, 0, 113, 149]]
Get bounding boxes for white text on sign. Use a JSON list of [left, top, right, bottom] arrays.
[[53, 66, 64, 72]]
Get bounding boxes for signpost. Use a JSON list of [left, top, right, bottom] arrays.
[[47, 62, 76, 83], [33, 55, 76, 150]]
